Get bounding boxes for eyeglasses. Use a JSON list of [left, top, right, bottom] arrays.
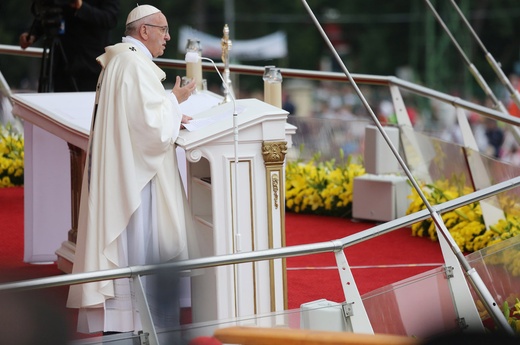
[[144, 24, 169, 35]]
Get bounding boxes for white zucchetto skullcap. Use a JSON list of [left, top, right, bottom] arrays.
[[126, 4, 161, 25]]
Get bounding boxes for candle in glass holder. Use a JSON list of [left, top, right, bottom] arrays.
[[263, 65, 275, 104], [267, 68, 283, 108], [185, 39, 203, 91]]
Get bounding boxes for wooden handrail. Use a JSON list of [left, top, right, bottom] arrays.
[[213, 326, 419, 345]]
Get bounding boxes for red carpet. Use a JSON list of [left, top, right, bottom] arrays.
[[0, 187, 444, 338], [285, 213, 443, 307], [0, 187, 63, 282]]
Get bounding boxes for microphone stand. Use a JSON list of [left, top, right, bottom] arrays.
[[219, 25, 238, 271], [449, 0, 520, 111], [301, 0, 514, 335], [424, 0, 520, 143], [196, 54, 241, 317]]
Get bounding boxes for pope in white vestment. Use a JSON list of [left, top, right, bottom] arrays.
[[67, 5, 198, 334]]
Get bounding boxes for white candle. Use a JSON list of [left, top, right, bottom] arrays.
[[186, 59, 203, 91], [268, 81, 282, 108], [263, 65, 275, 104], [264, 81, 271, 104]]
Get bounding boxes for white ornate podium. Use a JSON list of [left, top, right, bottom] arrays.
[[177, 99, 292, 322]]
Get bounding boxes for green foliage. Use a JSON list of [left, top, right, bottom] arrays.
[[2, 1, 520, 96]]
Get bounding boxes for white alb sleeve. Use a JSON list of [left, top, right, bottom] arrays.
[[167, 92, 183, 138]]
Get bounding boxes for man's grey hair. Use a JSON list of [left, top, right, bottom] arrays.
[[125, 17, 146, 36]]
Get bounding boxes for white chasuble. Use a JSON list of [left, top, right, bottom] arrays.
[[67, 42, 198, 333]]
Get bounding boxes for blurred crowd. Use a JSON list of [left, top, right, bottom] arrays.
[[4, 63, 520, 166], [286, 77, 520, 166]]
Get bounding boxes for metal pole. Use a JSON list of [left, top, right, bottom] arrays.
[[450, 0, 520, 110], [424, 0, 506, 113], [301, 0, 514, 334], [424, 0, 520, 150]]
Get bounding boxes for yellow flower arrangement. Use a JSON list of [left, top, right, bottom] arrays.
[[285, 149, 365, 218], [406, 175, 520, 253], [506, 298, 520, 333], [406, 175, 486, 252], [477, 295, 520, 334], [0, 124, 24, 188]]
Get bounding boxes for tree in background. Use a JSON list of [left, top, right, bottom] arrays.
[[0, 0, 519, 100]]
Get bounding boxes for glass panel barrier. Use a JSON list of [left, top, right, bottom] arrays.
[[158, 301, 351, 344], [465, 235, 520, 330], [71, 300, 352, 344], [154, 266, 459, 342], [401, 129, 474, 188], [360, 266, 458, 338], [475, 147, 520, 211], [286, 115, 371, 163]]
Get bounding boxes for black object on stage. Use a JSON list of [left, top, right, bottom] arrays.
[[31, 0, 78, 93]]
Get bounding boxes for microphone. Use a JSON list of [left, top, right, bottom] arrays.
[[184, 51, 241, 252], [185, 52, 235, 106], [185, 51, 200, 64]]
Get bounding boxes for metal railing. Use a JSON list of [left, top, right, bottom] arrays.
[[1, 175, 519, 293], [3, 43, 520, 125]]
